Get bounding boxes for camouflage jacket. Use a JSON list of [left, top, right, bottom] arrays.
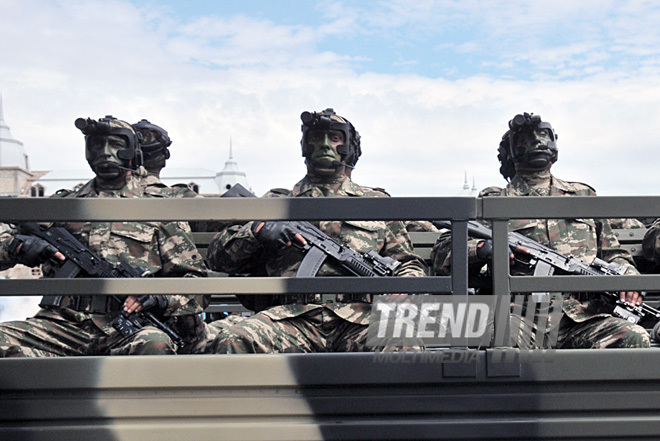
[[404, 220, 439, 233], [140, 174, 231, 233], [207, 174, 427, 324], [432, 172, 638, 322], [140, 174, 200, 199], [0, 175, 208, 332], [643, 219, 660, 263]]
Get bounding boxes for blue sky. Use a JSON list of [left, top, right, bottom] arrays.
[[2, 0, 660, 320], [130, 1, 660, 80]]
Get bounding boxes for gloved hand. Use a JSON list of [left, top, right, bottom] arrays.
[[251, 221, 298, 249], [476, 239, 493, 261], [8, 234, 60, 267], [135, 295, 168, 312]]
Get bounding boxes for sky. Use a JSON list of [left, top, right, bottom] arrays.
[[2, 0, 660, 320]]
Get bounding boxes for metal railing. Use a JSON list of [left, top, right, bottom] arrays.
[[481, 196, 660, 295], [0, 196, 477, 298], [3, 195, 660, 302]]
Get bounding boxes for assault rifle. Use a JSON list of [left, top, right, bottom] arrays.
[[222, 184, 402, 278], [220, 184, 402, 311], [18, 222, 185, 348], [434, 219, 660, 327]]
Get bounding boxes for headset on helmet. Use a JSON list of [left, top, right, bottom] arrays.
[[75, 115, 143, 166], [132, 119, 172, 162], [497, 112, 558, 180], [300, 108, 361, 168]]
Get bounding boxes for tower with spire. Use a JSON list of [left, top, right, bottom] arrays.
[[0, 94, 32, 196], [456, 171, 478, 196], [214, 139, 252, 194]]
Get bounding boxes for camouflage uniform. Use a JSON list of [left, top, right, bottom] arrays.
[[207, 174, 427, 354], [642, 219, 660, 267], [432, 171, 650, 349], [140, 174, 200, 199], [404, 220, 439, 233], [0, 174, 209, 357], [609, 218, 646, 230]]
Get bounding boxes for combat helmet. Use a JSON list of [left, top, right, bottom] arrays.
[[132, 119, 172, 172], [300, 108, 362, 169], [75, 115, 142, 167], [497, 112, 558, 180]]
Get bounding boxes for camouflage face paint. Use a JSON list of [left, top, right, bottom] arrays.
[[306, 129, 344, 175], [512, 129, 553, 170], [86, 135, 129, 181]]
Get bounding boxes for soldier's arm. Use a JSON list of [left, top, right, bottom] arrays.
[[382, 220, 426, 277], [0, 231, 17, 270], [431, 230, 484, 276], [597, 218, 638, 274], [643, 219, 660, 263], [206, 222, 266, 275], [157, 221, 210, 315], [595, 217, 643, 305]]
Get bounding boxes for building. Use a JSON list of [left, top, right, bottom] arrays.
[[457, 171, 479, 196], [0, 95, 31, 197]]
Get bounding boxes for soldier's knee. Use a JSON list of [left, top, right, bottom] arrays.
[[114, 328, 177, 355], [209, 333, 251, 354], [625, 325, 651, 348]]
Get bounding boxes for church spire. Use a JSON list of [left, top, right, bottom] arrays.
[[214, 138, 251, 194]]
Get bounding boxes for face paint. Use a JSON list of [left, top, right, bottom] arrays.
[[306, 129, 345, 175], [86, 135, 129, 181], [512, 129, 553, 170]]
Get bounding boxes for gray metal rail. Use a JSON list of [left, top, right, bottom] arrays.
[[2, 195, 660, 441]]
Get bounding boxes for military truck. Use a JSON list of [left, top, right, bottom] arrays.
[[1, 194, 660, 441]]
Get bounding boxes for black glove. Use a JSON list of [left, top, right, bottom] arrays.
[[251, 221, 297, 249], [136, 295, 168, 312], [8, 234, 60, 267], [476, 239, 493, 261]]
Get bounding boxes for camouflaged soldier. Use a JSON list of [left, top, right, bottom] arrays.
[[642, 220, 660, 266], [207, 108, 426, 353], [132, 119, 232, 238], [132, 119, 199, 199], [0, 115, 208, 357], [432, 112, 649, 349]]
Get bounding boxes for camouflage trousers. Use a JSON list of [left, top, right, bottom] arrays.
[[0, 311, 177, 357], [505, 313, 650, 349], [209, 307, 369, 354], [188, 314, 248, 354], [557, 314, 650, 348], [489, 295, 650, 349]]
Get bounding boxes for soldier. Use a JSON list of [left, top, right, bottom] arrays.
[[132, 119, 199, 198], [432, 112, 649, 349], [642, 221, 660, 266], [0, 115, 208, 357], [206, 108, 426, 353]]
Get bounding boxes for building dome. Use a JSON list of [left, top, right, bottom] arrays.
[[214, 140, 251, 194], [0, 95, 29, 170]]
